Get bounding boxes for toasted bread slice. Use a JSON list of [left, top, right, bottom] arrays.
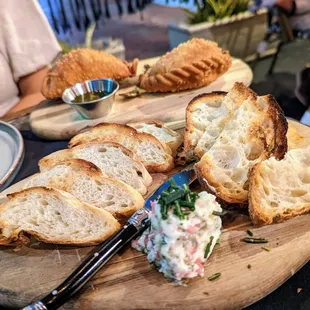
[[195, 92, 288, 204], [249, 146, 310, 226], [128, 120, 183, 155], [184, 82, 253, 161], [24, 159, 144, 217], [0, 187, 120, 246], [39, 142, 152, 195], [68, 123, 174, 173]]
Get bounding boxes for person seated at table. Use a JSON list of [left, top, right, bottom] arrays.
[[258, 0, 310, 32], [0, 0, 61, 118]]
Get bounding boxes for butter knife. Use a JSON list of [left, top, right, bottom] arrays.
[[23, 168, 195, 310]]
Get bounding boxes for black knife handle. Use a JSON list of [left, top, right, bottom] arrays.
[[23, 224, 139, 310]]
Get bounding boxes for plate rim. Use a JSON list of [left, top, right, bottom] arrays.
[[0, 121, 24, 191]]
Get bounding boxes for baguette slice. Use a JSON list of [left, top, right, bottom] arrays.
[[24, 159, 144, 217], [39, 142, 152, 195], [196, 92, 288, 204], [68, 123, 174, 173], [184, 83, 252, 160], [0, 187, 120, 246], [249, 146, 310, 226], [128, 120, 183, 155]]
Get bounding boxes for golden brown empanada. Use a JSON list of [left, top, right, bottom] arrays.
[[139, 38, 231, 93], [41, 48, 138, 99]]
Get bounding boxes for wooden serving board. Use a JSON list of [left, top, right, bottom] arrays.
[[0, 119, 309, 309], [29, 58, 253, 140]]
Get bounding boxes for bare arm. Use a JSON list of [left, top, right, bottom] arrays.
[[276, 0, 294, 12], [5, 66, 48, 115]]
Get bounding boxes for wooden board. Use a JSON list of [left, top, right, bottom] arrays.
[[29, 58, 253, 140], [0, 119, 309, 309]]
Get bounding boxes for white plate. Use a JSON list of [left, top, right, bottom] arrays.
[[0, 121, 24, 192]]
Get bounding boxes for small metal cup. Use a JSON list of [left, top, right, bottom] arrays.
[[62, 79, 119, 119]]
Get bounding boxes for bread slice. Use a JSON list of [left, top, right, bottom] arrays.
[[128, 120, 183, 155], [39, 142, 152, 195], [24, 159, 144, 217], [249, 146, 310, 226], [68, 123, 174, 173], [0, 187, 120, 246], [184, 82, 253, 160], [195, 92, 288, 204]]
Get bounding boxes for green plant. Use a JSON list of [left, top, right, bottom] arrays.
[[58, 22, 98, 54], [184, 0, 250, 25]]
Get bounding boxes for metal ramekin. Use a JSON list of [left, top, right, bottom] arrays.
[[62, 78, 119, 119]]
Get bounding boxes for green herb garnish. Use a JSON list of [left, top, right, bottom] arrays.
[[208, 272, 221, 281], [159, 179, 199, 220], [247, 230, 253, 237], [262, 247, 270, 252], [212, 210, 227, 216], [241, 237, 268, 244], [247, 264, 252, 269], [204, 236, 214, 258]]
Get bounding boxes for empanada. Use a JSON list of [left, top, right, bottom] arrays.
[[139, 39, 231, 93], [42, 48, 138, 99]]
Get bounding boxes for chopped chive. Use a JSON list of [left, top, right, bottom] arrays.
[[174, 201, 185, 220], [208, 272, 221, 281], [212, 210, 227, 217], [247, 230, 253, 237], [183, 184, 189, 191], [162, 189, 190, 205], [169, 179, 179, 189], [204, 236, 214, 258], [241, 237, 268, 244], [262, 247, 270, 252], [247, 264, 252, 269]]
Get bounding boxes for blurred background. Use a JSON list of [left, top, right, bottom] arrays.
[[37, 0, 310, 123]]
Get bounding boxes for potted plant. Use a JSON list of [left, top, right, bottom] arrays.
[[168, 0, 268, 60]]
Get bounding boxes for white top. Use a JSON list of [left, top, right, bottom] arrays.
[[0, 0, 61, 117]]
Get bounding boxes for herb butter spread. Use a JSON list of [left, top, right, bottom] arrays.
[[132, 181, 222, 284]]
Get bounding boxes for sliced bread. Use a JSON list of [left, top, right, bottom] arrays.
[[128, 120, 183, 155], [0, 187, 120, 246], [24, 159, 145, 217], [249, 146, 310, 226], [39, 142, 152, 195], [68, 123, 174, 173], [184, 82, 255, 160], [195, 91, 288, 204]]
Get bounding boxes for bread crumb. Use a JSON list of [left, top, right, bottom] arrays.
[[297, 288, 302, 294]]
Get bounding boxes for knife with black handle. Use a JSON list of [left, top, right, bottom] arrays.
[[22, 168, 195, 310]]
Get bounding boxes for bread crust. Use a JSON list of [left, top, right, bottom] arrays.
[[139, 39, 231, 92], [261, 95, 288, 159], [68, 123, 175, 173], [0, 187, 120, 246]]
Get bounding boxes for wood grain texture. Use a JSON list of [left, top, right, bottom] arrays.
[[0, 119, 309, 310], [29, 58, 253, 140]]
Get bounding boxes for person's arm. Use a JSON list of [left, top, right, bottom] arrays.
[[5, 66, 49, 115], [276, 0, 294, 12], [1, 0, 61, 117]]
